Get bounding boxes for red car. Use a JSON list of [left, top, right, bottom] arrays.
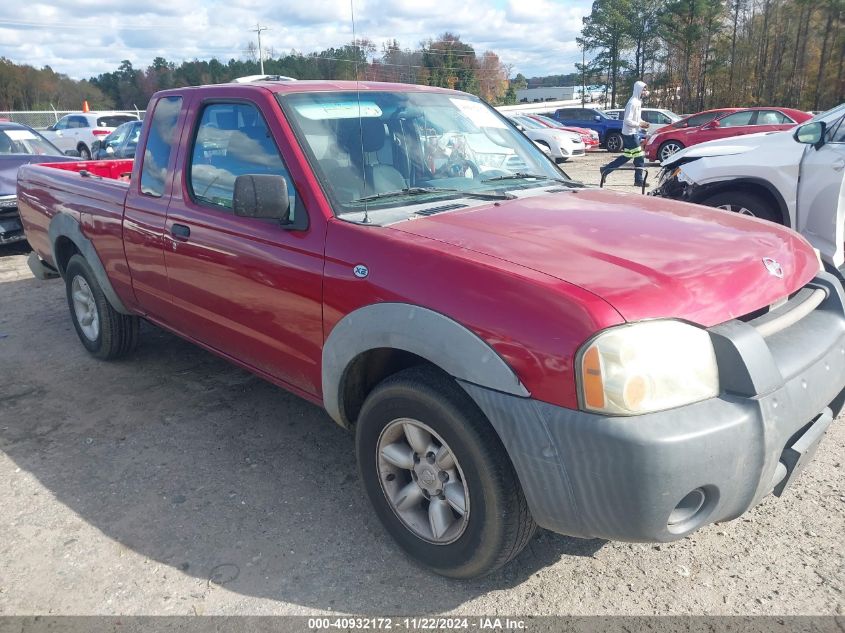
[[526, 114, 601, 149], [17, 81, 845, 579], [646, 107, 813, 162]]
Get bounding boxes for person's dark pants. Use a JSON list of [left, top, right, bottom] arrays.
[[602, 134, 645, 185]]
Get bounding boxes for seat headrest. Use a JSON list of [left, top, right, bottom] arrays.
[[337, 118, 386, 154]]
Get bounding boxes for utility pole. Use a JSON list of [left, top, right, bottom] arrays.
[[251, 23, 269, 75], [581, 43, 586, 107]]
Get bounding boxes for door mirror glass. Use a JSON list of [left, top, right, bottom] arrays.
[[233, 174, 290, 223], [794, 121, 826, 146]]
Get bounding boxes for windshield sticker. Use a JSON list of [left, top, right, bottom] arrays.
[[6, 129, 38, 140], [449, 98, 507, 129], [295, 102, 383, 120]]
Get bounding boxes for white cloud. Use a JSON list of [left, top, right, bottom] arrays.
[[0, 0, 592, 79]]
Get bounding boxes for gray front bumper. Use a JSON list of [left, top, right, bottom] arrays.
[[461, 272, 845, 542]]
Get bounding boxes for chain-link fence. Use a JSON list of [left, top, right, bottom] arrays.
[[0, 110, 146, 130]]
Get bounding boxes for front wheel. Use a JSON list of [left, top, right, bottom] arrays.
[[65, 254, 139, 359], [700, 190, 782, 224], [605, 132, 623, 153], [356, 367, 536, 578], [658, 140, 684, 162]]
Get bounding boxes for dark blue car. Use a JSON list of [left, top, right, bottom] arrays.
[[551, 107, 630, 152]]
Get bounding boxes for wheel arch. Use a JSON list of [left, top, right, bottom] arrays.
[[693, 178, 790, 226], [323, 303, 530, 428], [48, 213, 131, 314]]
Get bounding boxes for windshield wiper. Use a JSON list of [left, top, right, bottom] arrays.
[[481, 172, 573, 184], [350, 187, 513, 204]]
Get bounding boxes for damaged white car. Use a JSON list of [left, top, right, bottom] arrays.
[[651, 104, 845, 271]]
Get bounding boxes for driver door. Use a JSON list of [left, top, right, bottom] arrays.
[[797, 115, 845, 268]]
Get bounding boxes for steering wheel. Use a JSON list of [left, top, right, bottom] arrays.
[[436, 159, 480, 179]]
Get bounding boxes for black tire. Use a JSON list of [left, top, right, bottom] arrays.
[[65, 254, 139, 359], [700, 190, 782, 224], [78, 144, 91, 160], [658, 140, 684, 162], [356, 366, 536, 579], [605, 132, 623, 153]]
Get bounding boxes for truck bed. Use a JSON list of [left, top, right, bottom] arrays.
[[17, 159, 134, 271]]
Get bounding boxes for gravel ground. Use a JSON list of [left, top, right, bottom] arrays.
[[0, 179, 843, 616]]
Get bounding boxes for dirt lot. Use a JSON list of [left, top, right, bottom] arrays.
[[0, 155, 843, 616]]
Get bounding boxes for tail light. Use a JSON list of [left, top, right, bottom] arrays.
[[92, 129, 110, 136]]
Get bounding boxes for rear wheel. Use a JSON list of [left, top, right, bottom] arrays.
[[356, 367, 536, 578], [65, 254, 139, 359], [605, 132, 623, 153], [658, 140, 684, 162], [77, 144, 91, 160], [700, 190, 782, 224]]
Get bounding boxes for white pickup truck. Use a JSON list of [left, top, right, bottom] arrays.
[[652, 104, 845, 272]]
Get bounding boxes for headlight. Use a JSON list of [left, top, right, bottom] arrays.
[[577, 320, 719, 415]]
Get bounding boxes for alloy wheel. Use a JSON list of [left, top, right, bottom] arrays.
[[376, 418, 470, 544]]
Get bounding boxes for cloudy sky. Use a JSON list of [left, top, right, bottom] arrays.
[[0, 0, 592, 80]]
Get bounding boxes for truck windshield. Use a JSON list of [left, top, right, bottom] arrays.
[[278, 91, 572, 218]]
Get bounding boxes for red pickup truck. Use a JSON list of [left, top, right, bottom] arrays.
[[18, 81, 845, 579]]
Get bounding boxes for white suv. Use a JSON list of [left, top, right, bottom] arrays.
[[604, 107, 681, 134], [41, 112, 139, 159], [652, 104, 845, 271]]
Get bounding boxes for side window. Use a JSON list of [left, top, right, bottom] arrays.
[[829, 117, 845, 143], [69, 116, 89, 129], [53, 117, 69, 130], [755, 110, 790, 125], [687, 112, 717, 127], [188, 102, 298, 218], [719, 111, 755, 127], [140, 96, 182, 197], [654, 112, 671, 125], [556, 109, 575, 119]]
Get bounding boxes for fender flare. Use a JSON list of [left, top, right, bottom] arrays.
[[48, 213, 131, 314], [322, 302, 530, 426]]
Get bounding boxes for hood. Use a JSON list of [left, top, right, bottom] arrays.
[[632, 81, 646, 100], [391, 189, 819, 327], [663, 130, 794, 166], [1, 154, 75, 196]]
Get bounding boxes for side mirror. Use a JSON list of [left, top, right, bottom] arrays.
[[105, 145, 115, 155], [794, 121, 826, 148], [64, 149, 81, 157], [594, 115, 601, 122], [233, 174, 290, 223]]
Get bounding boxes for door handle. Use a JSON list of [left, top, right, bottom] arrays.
[[170, 223, 191, 241]]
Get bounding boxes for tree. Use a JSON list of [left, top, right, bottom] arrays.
[[580, 0, 633, 107]]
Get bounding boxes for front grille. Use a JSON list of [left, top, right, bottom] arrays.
[[742, 286, 827, 337]]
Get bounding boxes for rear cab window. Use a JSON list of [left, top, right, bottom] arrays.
[[140, 96, 182, 197]]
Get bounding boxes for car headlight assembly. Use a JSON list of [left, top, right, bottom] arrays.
[[577, 320, 719, 416]]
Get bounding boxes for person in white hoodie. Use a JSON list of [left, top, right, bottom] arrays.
[[600, 80, 651, 186]]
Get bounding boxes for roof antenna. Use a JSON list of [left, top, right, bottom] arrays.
[[350, 0, 369, 224]]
